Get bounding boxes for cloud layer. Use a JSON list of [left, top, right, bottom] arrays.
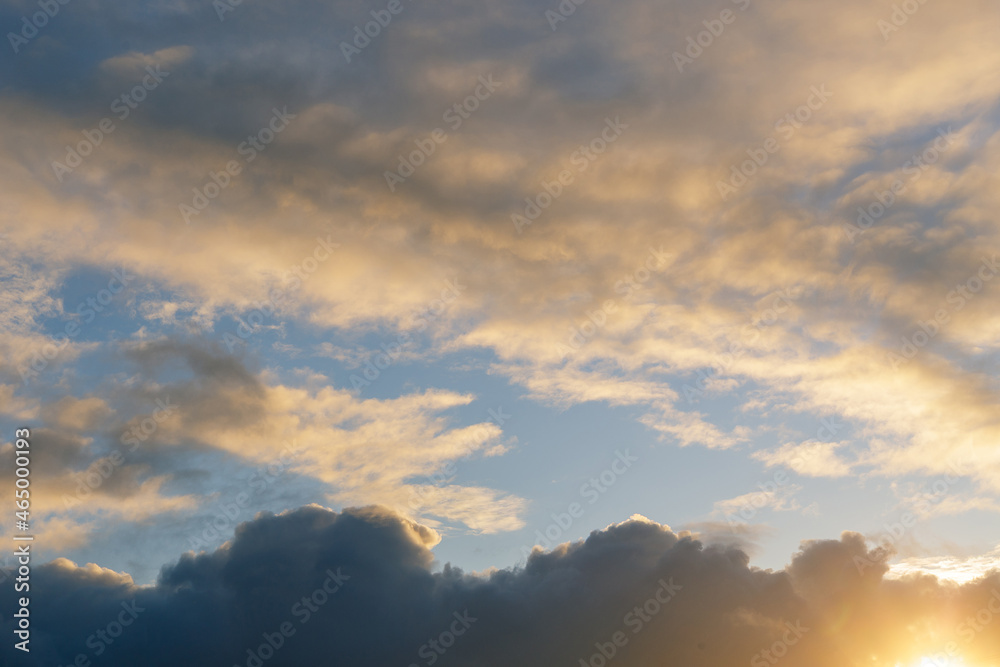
[[1, 506, 999, 667], [1, 0, 999, 619]]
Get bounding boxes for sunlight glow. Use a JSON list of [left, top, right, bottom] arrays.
[[909, 654, 967, 667]]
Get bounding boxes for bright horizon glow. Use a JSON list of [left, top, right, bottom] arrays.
[[912, 655, 967, 667], [888, 547, 1000, 584]]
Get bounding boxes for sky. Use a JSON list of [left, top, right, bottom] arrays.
[[1, 0, 999, 664]]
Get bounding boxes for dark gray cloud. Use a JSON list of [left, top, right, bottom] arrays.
[[1, 506, 998, 666]]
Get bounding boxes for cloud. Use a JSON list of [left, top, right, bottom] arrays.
[[1, 507, 999, 667], [713, 484, 803, 517], [0, 339, 527, 562], [1, 0, 1000, 633], [115, 339, 528, 533], [40, 396, 113, 431], [98, 46, 195, 78], [681, 520, 776, 556], [890, 544, 1000, 584], [752, 441, 854, 478], [2, 0, 1000, 494]]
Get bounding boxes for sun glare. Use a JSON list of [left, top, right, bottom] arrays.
[[911, 655, 967, 667]]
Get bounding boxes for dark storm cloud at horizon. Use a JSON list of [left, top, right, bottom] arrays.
[[1, 505, 999, 667]]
